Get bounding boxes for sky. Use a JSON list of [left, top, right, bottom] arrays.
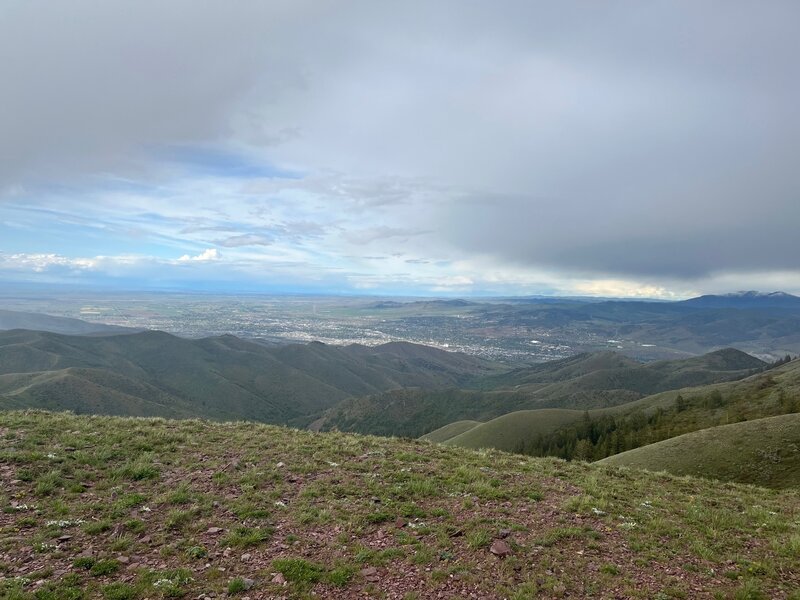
[[1, 1, 799, 299]]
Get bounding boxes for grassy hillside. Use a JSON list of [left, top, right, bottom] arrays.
[[0, 330, 499, 425], [443, 409, 587, 452], [418, 420, 480, 443], [435, 358, 800, 471], [1, 411, 799, 599], [319, 348, 766, 437], [599, 413, 800, 488]]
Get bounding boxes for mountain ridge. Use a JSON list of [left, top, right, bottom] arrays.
[[317, 347, 766, 437], [0, 328, 501, 424]]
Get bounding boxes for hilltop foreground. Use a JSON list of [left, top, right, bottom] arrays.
[[1, 412, 798, 599]]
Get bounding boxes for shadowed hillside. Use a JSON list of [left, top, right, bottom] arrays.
[[0, 309, 136, 335], [318, 348, 766, 437], [0, 330, 500, 424]]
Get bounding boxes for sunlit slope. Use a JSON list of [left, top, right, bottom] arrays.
[[599, 413, 800, 488], [419, 420, 481, 443], [441, 409, 586, 452]]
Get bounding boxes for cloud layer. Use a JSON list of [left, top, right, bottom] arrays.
[[1, 1, 799, 296]]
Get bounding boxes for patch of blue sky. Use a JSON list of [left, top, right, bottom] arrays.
[[155, 145, 301, 180], [0, 204, 185, 259]]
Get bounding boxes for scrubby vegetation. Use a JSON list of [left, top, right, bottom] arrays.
[[514, 382, 799, 462], [436, 358, 800, 480], [320, 348, 767, 437], [0, 411, 798, 599]]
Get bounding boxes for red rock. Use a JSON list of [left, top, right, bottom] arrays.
[[360, 566, 380, 582], [490, 539, 513, 557]]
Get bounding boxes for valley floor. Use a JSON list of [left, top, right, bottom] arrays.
[[0, 411, 798, 599]]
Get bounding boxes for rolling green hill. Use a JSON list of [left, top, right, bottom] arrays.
[[442, 409, 588, 452], [436, 358, 800, 475], [0, 411, 798, 599], [0, 330, 500, 424], [419, 420, 480, 443], [599, 413, 800, 488], [318, 348, 766, 437]]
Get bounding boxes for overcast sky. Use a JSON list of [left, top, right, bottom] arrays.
[[1, 0, 798, 298]]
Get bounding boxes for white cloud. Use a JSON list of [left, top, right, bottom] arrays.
[[177, 248, 220, 262], [0, 253, 98, 272]]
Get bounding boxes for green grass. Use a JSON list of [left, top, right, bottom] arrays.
[[442, 408, 586, 451], [419, 420, 482, 443], [599, 413, 800, 488], [0, 410, 798, 599], [220, 525, 273, 547]]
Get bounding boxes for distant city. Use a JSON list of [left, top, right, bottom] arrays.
[[0, 289, 615, 363]]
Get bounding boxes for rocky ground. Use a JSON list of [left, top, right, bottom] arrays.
[[0, 411, 798, 599]]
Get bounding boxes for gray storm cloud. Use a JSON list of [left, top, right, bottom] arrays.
[[1, 0, 798, 283]]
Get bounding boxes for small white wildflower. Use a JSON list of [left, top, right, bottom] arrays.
[[47, 453, 58, 459], [327, 461, 339, 467], [141, 506, 152, 512], [274, 500, 286, 507], [47, 519, 84, 527], [153, 579, 173, 588], [36, 543, 57, 551], [591, 507, 606, 516], [46, 520, 69, 528]]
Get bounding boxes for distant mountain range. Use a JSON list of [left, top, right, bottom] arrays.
[[680, 291, 800, 309]]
